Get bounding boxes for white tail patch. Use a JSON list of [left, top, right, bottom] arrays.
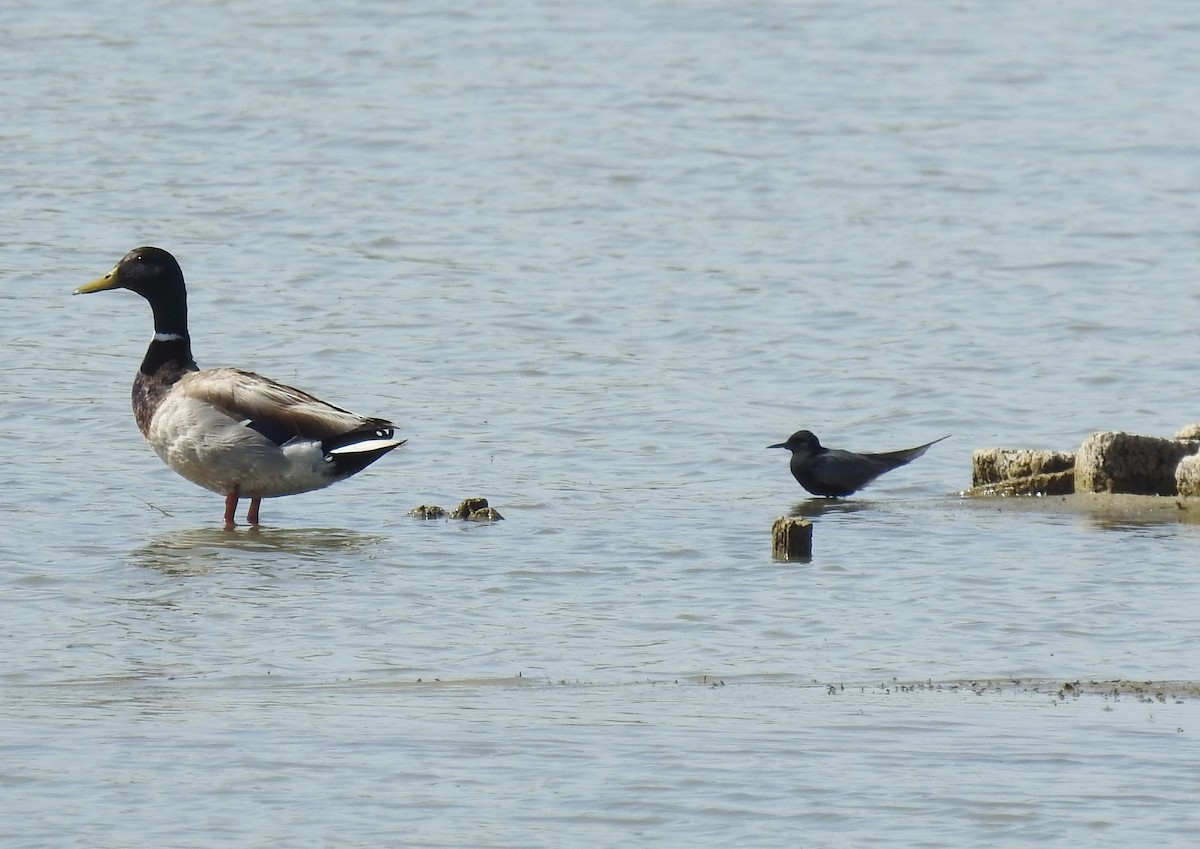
[[328, 431, 405, 456]]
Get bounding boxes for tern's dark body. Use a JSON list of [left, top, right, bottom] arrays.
[[768, 430, 948, 497]]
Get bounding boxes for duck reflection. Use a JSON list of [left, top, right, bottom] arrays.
[[130, 526, 386, 576]]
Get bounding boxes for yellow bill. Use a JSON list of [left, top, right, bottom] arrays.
[[74, 264, 123, 295]]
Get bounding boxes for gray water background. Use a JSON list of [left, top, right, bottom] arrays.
[[3, 1, 1200, 846]]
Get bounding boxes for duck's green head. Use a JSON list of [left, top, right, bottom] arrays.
[[75, 247, 184, 300]]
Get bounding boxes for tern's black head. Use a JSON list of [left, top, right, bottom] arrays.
[[767, 430, 823, 453]]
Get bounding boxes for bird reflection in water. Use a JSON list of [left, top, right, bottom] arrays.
[[130, 526, 386, 577]]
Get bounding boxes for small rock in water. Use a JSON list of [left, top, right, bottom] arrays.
[[466, 506, 504, 522], [410, 498, 504, 521], [452, 497, 492, 519], [409, 504, 447, 519]]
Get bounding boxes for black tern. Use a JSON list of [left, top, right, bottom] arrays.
[[768, 430, 949, 497]]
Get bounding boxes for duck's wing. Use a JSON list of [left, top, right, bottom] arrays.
[[175, 367, 392, 442]]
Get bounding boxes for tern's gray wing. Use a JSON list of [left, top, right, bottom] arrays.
[[807, 449, 897, 495]]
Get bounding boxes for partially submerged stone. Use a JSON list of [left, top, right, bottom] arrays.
[[1075, 431, 1200, 496], [451, 497, 492, 519], [409, 504, 447, 519], [972, 448, 1075, 493], [771, 516, 813, 562], [410, 498, 504, 521], [968, 426, 1200, 499]]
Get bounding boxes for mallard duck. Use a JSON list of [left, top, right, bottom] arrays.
[[768, 430, 948, 497], [75, 247, 405, 526]]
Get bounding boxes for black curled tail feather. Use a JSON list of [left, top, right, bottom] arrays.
[[322, 420, 405, 477]]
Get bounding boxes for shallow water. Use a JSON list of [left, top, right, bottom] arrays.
[[4, 1, 1200, 846]]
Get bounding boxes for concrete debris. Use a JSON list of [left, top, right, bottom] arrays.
[[968, 426, 1200, 498]]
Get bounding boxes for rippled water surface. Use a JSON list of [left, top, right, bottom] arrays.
[[4, 1, 1200, 846]]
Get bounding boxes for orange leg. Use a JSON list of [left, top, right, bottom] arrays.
[[223, 492, 238, 527], [247, 497, 262, 526]]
